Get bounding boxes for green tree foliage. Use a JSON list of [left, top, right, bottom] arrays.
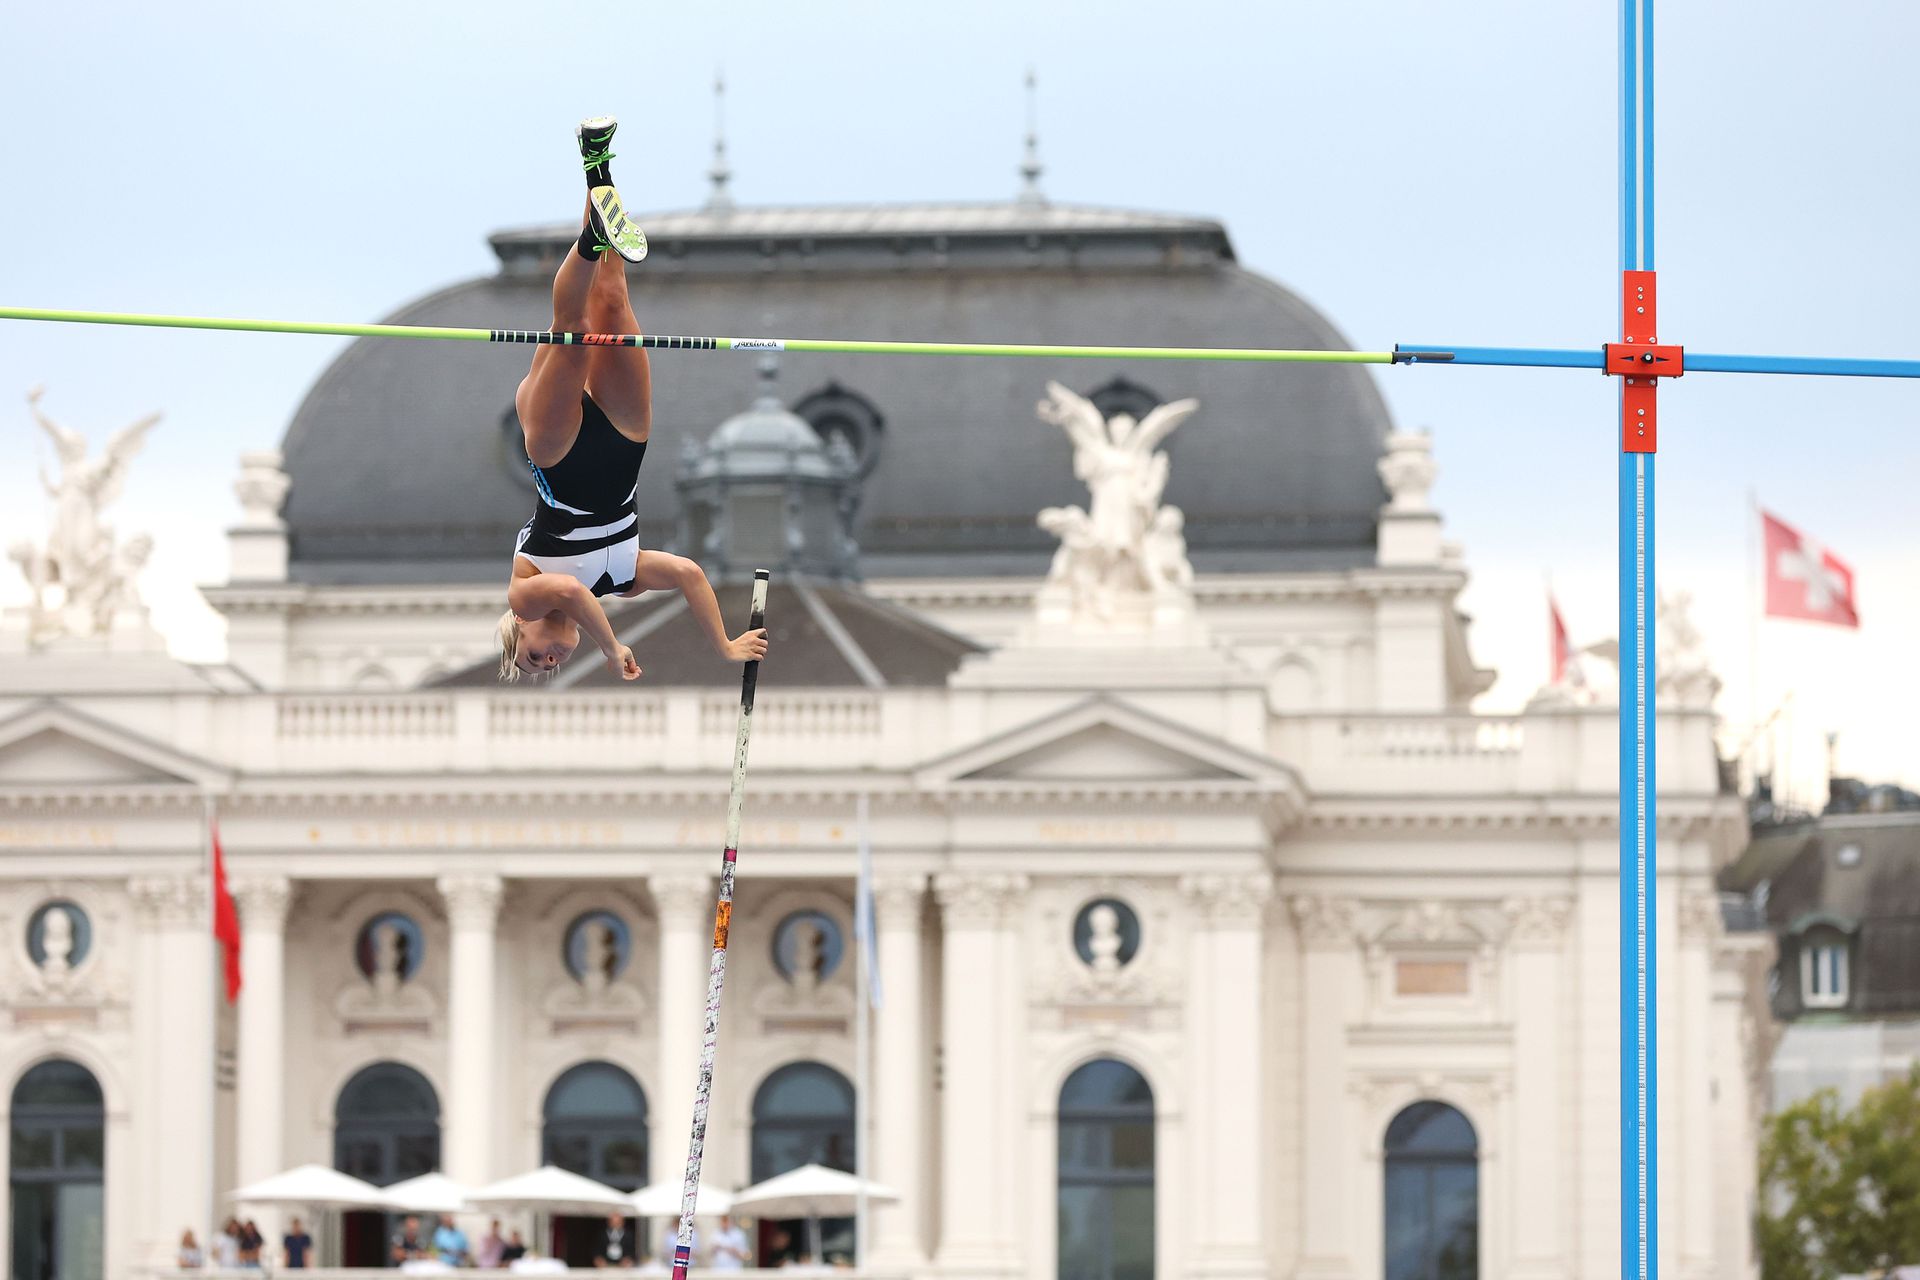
[[1758, 1067, 1920, 1280]]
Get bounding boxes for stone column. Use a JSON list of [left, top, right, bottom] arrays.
[[1710, 942, 1760, 1280], [131, 874, 214, 1265], [651, 874, 713, 1183], [1677, 894, 1720, 1280], [870, 875, 928, 1267], [933, 872, 1026, 1280], [1504, 897, 1572, 1280], [439, 874, 503, 1185], [1289, 895, 1358, 1280], [234, 877, 294, 1190], [1181, 873, 1273, 1280]]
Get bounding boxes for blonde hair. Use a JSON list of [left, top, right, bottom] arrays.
[[496, 610, 523, 683]]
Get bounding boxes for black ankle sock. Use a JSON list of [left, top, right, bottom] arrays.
[[575, 220, 606, 261]]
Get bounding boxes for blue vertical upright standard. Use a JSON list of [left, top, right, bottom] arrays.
[[1612, 3, 1669, 1280]]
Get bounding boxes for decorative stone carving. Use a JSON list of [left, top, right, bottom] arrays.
[[934, 872, 1029, 928], [649, 874, 713, 922], [870, 875, 926, 927], [38, 905, 75, 976], [1656, 591, 1721, 709], [1287, 894, 1359, 948], [128, 875, 205, 927], [336, 911, 435, 1029], [1181, 873, 1274, 926], [1085, 904, 1123, 971], [233, 877, 294, 932], [1677, 892, 1722, 943], [437, 874, 503, 931], [1502, 896, 1573, 947], [543, 911, 645, 1029], [8, 388, 161, 645], [1032, 884, 1177, 1010], [234, 451, 291, 528], [1377, 430, 1438, 513], [1033, 381, 1199, 634]]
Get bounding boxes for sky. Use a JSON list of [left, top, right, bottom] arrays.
[[1, 0, 1915, 803]]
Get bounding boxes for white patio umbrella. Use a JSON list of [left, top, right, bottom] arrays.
[[631, 1180, 735, 1219], [228, 1164, 390, 1267], [229, 1163, 390, 1208], [382, 1172, 470, 1216], [465, 1165, 633, 1260], [730, 1164, 898, 1264]]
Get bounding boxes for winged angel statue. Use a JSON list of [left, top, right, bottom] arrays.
[[9, 388, 159, 643], [1035, 381, 1198, 629]]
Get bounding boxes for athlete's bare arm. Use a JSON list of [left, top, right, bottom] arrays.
[[622, 550, 769, 663]]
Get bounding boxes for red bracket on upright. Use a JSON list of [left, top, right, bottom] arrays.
[[1603, 270, 1682, 453]]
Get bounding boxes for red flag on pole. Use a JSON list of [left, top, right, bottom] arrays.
[[1550, 594, 1583, 686], [1761, 509, 1859, 628], [211, 820, 243, 1003]]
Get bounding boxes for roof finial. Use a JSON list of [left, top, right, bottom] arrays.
[[1017, 67, 1046, 206], [706, 72, 734, 213]]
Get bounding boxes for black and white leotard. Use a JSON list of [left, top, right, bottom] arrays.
[[512, 394, 649, 596]]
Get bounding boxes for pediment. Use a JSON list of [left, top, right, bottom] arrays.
[[965, 723, 1241, 782], [916, 695, 1297, 790], [0, 702, 231, 790]]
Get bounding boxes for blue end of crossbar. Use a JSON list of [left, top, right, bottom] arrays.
[[1687, 352, 1920, 378], [1398, 346, 1605, 370]]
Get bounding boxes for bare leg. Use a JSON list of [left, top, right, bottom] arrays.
[[583, 248, 653, 441], [513, 200, 600, 466]]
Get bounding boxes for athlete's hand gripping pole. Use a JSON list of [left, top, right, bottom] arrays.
[[670, 570, 770, 1280]]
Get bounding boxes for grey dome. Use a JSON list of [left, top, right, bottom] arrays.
[[277, 201, 1394, 585]]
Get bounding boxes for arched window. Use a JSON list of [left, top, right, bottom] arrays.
[[1086, 377, 1163, 425], [10, 1059, 105, 1280], [543, 1063, 648, 1267], [335, 1063, 441, 1268], [1384, 1102, 1478, 1280], [793, 383, 885, 478], [1057, 1058, 1154, 1280], [751, 1063, 855, 1265], [543, 1062, 649, 1189]]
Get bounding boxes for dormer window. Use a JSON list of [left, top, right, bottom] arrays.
[[1799, 927, 1851, 1008]]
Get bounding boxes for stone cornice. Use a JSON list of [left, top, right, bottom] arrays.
[[865, 567, 1468, 609], [1301, 795, 1737, 837], [200, 584, 503, 617]]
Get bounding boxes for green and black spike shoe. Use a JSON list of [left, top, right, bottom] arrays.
[[577, 116, 648, 263]]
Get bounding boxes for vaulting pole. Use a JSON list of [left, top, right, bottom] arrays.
[[671, 571, 770, 1280]]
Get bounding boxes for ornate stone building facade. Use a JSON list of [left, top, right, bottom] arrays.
[[0, 199, 1763, 1280]]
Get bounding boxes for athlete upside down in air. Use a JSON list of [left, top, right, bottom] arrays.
[[499, 117, 770, 681]]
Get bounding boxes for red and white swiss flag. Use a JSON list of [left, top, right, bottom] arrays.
[[1762, 509, 1858, 628]]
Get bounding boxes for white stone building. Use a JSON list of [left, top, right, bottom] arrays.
[[0, 198, 1764, 1280]]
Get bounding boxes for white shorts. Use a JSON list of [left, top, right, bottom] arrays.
[[512, 522, 640, 597]]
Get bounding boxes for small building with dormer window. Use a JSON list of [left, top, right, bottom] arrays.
[[1721, 779, 1920, 1109]]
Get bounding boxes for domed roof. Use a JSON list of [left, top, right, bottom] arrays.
[[278, 201, 1393, 585]]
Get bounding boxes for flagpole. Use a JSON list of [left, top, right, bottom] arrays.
[[204, 792, 219, 1254], [853, 792, 871, 1271], [1747, 489, 1760, 792]]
